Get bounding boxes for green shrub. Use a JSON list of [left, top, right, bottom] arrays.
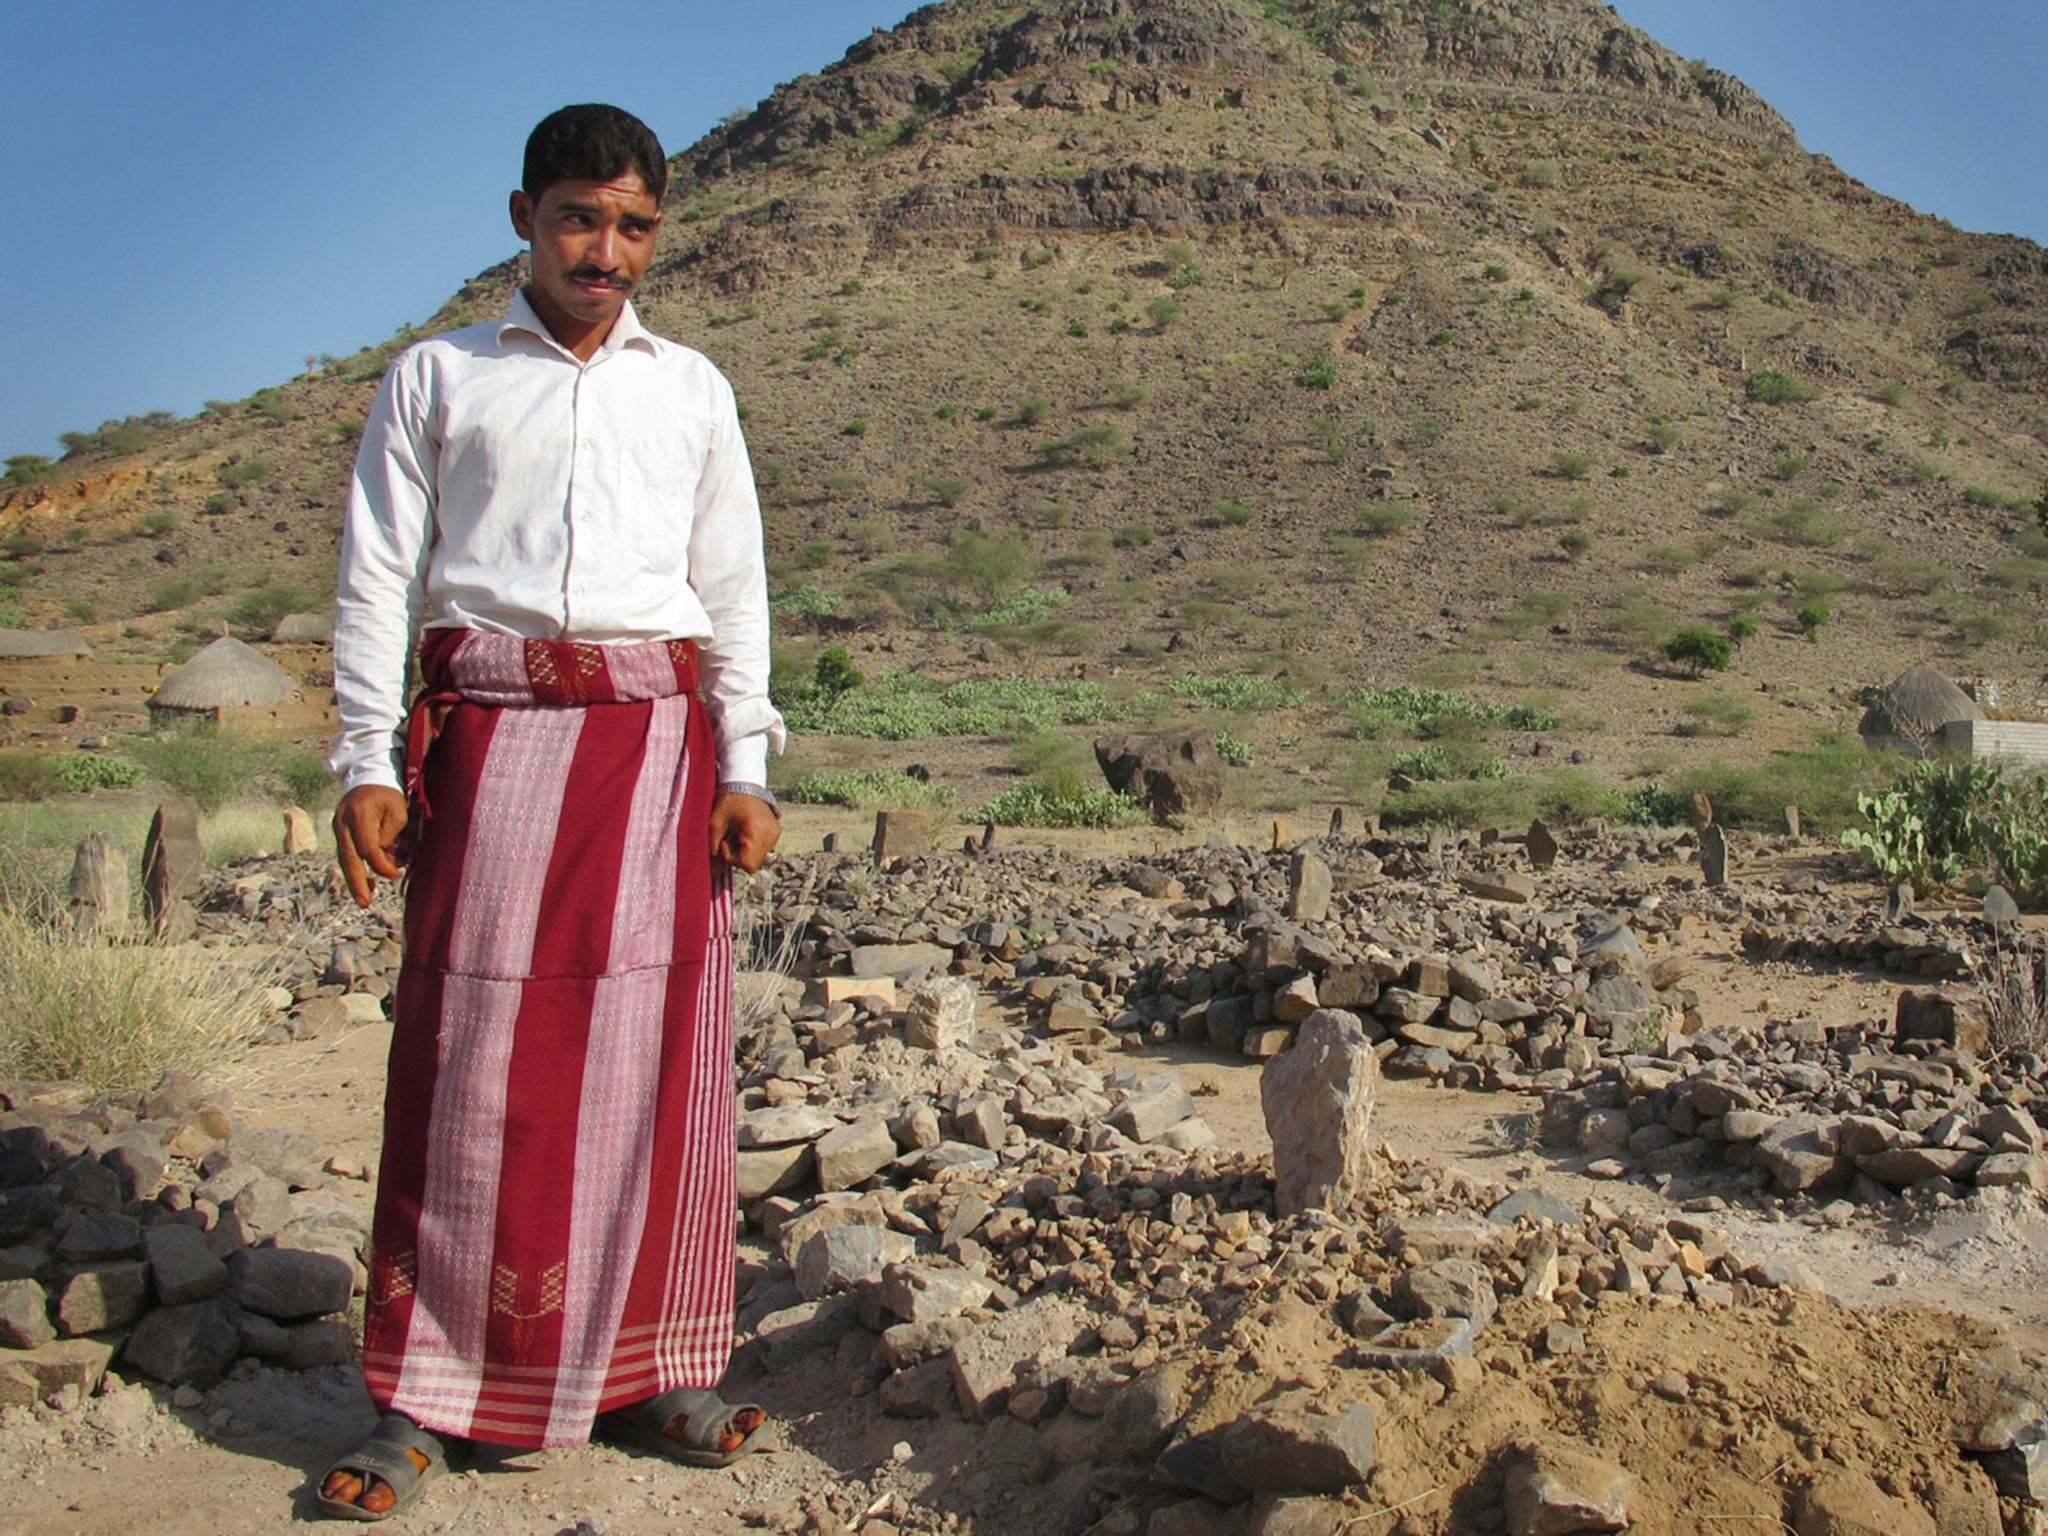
[[1559, 529, 1592, 560], [1112, 521, 1156, 549], [1298, 357, 1337, 390], [1379, 769, 1613, 830], [1015, 397, 1051, 427], [1213, 501, 1256, 529], [53, 755, 146, 793], [975, 773, 1145, 829], [1357, 505, 1413, 537], [1746, 370, 1815, 405], [770, 583, 840, 621], [1680, 734, 1895, 834], [3, 455, 52, 488], [782, 673, 1107, 740], [1726, 613, 1759, 648], [962, 587, 1068, 632], [1342, 685, 1560, 737], [1618, 783, 1694, 827], [1170, 673, 1308, 710], [1762, 502, 1842, 548], [1108, 381, 1148, 410], [812, 647, 864, 702], [0, 752, 61, 801], [842, 418, 868, 437], [782, 770, 955, 813], [915, 473, 972, 508], [1796, 598, 1832, 641], [215, 456, 274, 488], [1144, 295, 1180, 331], [227, 581, 311, 633], [1551, 451, 1593, 480], [1591, 269, 1642, 316], [1676, 693, 1754, 738], [1664, 626, 1733, 677], [126, 728, 331, 813], [1037, 423, 1129, 466], [1213, 731, 1256, 766], [1963, 485, 2018, 510]]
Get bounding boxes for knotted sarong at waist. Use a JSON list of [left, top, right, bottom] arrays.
[[363, 628, 735, 1448]]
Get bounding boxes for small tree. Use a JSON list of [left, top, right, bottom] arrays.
[[1797, 599, 1831, 642], [1726, 613, 1759, 650], [1664, 625, 1733, 677], [814, 647, 863, 703]]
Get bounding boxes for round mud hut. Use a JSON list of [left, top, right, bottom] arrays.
[[149, 636, 297, 719], [0, 628, 92, 660], [1857, 663, 1983, 755]]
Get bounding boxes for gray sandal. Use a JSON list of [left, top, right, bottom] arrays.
[[315, 1413, 448, 1522], [603, 1387, 771, 1467]]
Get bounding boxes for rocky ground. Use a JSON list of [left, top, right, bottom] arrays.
[[5, 818, 2048, 1535]]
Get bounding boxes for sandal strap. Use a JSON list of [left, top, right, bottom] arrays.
[[331, 1413, 445, 1491], [638, 1387, 751, 1452]]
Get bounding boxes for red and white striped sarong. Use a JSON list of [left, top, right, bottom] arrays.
[[361, 629, 735, 1448]]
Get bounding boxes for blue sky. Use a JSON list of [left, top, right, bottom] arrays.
[[3, 1, 2044, 462]]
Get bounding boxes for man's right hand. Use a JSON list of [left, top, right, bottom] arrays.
[[334, 785, 410, 907]]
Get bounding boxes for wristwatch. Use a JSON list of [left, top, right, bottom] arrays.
[[719, 781, 781, 818]]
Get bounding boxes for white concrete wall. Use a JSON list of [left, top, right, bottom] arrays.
[[1940, 719, 2048, 770]]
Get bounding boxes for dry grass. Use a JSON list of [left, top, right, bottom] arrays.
[[731, 861, 818, 1034], [0, 899, 275, 1097], [1983, 931, 2048, 1058]]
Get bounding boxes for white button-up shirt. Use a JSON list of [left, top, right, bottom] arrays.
[[329, 290, 785, 793]]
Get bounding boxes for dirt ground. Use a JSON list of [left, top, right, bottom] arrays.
[[3, 837, 2045, 1535]]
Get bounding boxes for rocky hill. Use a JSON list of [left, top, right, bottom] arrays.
[[5, 0, 2047, 808]]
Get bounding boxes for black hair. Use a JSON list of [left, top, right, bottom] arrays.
[[522, 104, 668, 202]]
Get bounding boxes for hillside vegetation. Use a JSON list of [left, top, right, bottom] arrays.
[[5, 0, 2046, 821]]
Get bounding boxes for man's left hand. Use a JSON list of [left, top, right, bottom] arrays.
[[710, 792, 781, 872]]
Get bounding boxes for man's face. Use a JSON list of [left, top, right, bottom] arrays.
[[509, 171, 661, 351]]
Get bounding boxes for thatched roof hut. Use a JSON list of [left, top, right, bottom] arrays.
[[1858, 663, 1983, 750], [270, 611, 334, 644], [0, 628, 91, 659], [149, 637, 296, 714]]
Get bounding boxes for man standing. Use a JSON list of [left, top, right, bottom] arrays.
[[320, 104, 783, 1519]]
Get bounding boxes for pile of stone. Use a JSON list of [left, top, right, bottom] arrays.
[[0, 1071, 365, 1409], [761, 839, 1741, 1083], [1740, 917, 1971, 978], [198, 854, 402, 1041], [734, 973, 1217, 1218], [726, 1000, 2030, 1533], [1541, 1009, 2048, 1200], [751, 832, 2018, 1110]]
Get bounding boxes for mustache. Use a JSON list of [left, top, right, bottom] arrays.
[[567, 266, 630, 288]]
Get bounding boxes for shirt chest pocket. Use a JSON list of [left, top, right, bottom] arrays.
[[614, 422, 706, 568]]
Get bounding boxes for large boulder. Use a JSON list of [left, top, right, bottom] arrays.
[[1093, 733, 1225, 826]]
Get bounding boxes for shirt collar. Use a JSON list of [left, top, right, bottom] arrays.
[[498, 288, 657, 359]]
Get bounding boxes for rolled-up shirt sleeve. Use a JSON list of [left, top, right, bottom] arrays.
[[328, 354, 437, 794], [687, 370, 787, 783]]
